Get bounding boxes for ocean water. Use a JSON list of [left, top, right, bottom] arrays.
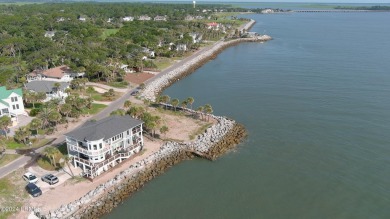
[[106, 11, 390, 219]]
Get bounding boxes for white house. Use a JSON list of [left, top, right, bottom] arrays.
[[44, 31, 56, 39], [154, 15, 167, 21], [0, 86, 26, 122], [189, 33, 202, 43], [78, 16, 86, 22], [27, 65, 84, 82], [138, 15, 151, 21], [25, 81, 69, 102], [122, 16, 134, 22], [65, 116, 144, 178], [176, 44, 187, 51]]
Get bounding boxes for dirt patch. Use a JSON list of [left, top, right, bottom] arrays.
[[124, 72, 155, 85]]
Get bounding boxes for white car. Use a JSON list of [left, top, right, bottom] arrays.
[[23, 172, 38, 184]]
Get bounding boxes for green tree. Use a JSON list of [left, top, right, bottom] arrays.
[[160, 125, 169, 137], [0, 116, 12, 139], [171, 98, 179, 111], [204, 104, 213, 121], [43, 146, 60, 168], [196, 106, 204, 121], [123, 100, 132, 109], [186, 97, 194, 110], [29, 118, 42, 137], [60, 103, 72, 121], [14, 126, 30, 145]]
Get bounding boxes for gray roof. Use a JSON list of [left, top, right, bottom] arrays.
[[65, 116, 143, 141], [25, 81, 69, 93]]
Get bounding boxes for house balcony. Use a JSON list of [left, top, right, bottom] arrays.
[[69, 143, 111, 157], [74, 143, 142, 178]]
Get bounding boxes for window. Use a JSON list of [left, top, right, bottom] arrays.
[[16, 104, 19, 109], [99, 143, 102, 149], [93, 145, 97, 150], [12, 105, 15, 110], [11, 97, 18, 102]]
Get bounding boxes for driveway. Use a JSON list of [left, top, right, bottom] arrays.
[[9, 114, 33, 137]]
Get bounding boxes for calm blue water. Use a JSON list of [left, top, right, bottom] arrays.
[[106, 12, 390, 219]]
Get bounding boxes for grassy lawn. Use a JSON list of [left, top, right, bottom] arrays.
[[100, 28, 119, 40], [189, 122, 213, 140], [82, 103, 107, 115], [108, 81, 129, 88], [0, 169, 29, 219], [154, 57, 183, 70], [86, 88, 123, 102], [5, 138, 54, 150], [0, 154, 21, 168]]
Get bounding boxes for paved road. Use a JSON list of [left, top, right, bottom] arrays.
[[0, 42, 228, 179], [0, 20, 253, 179]]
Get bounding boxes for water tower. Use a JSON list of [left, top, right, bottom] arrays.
[[193, 1, 196, 9]]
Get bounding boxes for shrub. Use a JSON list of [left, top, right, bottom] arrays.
[[29, 108, 41, 117]]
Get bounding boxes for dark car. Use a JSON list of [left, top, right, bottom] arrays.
[[41, 174, 59, 185], [26, 183, 42, 197], [130, 90, 139, 96]]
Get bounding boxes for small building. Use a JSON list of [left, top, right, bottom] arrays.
[[44, 31, 56, 39], [25, 81, 69, 102], [176, 44, 187, 51], [154, 15, 167, 21], [27, 65, 84, 82], [189, 33, 202, 44], [107, 18, 113, 23], [56, 17, 65, 22], [206, 22, 220, 30], [122, 16, 134, 22], [78, 16, 86, 22], [0, 86, 26, 121], [138, 15, 151, 21], [65, 116, 144, 178], [185, 15, 194, 21]]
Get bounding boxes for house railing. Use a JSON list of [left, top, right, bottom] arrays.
[[74, 143, 142, 178], [69, 143, 111, 157]]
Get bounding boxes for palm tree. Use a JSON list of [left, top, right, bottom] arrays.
[[53, 82, 61, 95], [43, 146, 60, 168], [171, 98, 179, 111], [186, 97, 194, 111], [48, 111, 62, 130], [160, 95, 170, 109], [204, 104, 213, 121], [38, 106, 52, 129], [14, 126, 30, 145], [29, 118, 42, 137], [0, 116, 12, 139], [196, 106, 204, 121], [64, 155, 74, 177], [180, 100, 188, 110], [60, 103, 72, 121]]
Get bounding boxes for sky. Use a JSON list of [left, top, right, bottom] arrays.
[[151, 0, 390, 3]]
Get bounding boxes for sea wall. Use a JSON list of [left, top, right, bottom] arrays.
[[37, 117, 246, 219], [141, 35, 271, 102]]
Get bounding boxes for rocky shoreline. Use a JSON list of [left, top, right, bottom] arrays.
[[37, 117, 246, 219], [35, 19, 264, 219], [141, 35, 271, 101]]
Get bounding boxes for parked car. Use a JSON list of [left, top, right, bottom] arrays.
[[26, 183, 42, 197], [41, 174, 59, 185], [130, 90, 139, 96], [23, 172, 38, 184]]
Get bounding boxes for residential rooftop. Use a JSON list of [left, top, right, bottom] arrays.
[[65, 115, 143, 141]]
